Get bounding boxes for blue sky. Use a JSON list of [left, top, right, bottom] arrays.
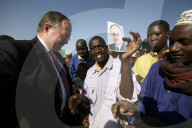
[[0, 0, 192, 54]]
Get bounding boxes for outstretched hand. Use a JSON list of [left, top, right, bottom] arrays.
[[111, 100, 139, 120], [121, 31, 141, 60], [68, 94, 90, 126]]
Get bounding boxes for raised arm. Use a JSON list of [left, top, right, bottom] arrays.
[[120, 31, 141, 99]]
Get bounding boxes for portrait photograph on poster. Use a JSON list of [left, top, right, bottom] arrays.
[[107, 21, 126, 52]]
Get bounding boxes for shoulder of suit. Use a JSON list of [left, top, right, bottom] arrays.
[[0, 39, 33, 55]]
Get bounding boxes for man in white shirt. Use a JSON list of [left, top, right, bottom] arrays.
[[83, 33, 141, 128]]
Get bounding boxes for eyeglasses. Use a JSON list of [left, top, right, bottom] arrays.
[[58, 32, 70, 41], [55, 29, 70, 41]]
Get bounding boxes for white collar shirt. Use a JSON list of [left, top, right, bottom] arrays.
[[83, 55, 140, 128]]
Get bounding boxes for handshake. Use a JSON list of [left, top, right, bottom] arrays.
[[68, 94, 90, 126]]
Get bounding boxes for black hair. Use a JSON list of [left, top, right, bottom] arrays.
[[148, 20, 170, 32], [89, 36, 106, 47]]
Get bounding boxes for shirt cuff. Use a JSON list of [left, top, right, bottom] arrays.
[[117, 73, 141, 103]]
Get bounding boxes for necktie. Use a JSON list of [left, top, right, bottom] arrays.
[[50, 51, 71, 98], [115, 46, 119, 51]]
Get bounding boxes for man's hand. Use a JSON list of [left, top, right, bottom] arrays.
[[121, 31, 141, 60], [68, 94, 90, 126], [82, 114, 89, 127], [111, 100, 139, 119]]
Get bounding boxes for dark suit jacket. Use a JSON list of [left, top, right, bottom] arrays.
[[0, 37, 81, 128], [0, 39, 33, 127], [108, 42, 126, 52]]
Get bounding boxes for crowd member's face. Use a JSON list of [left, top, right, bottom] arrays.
[[110, 25, 124, 45], [142, 41, 151, 54], [89, 38, 109, 67], [147, 24, 168, 52], [169, 25, 192, 65], [65, 58, 71, 68], [46, 20, 72, 51], [135, 50, 142, 59], [76, 42, 88, 59], [142, 48, 148, 55]]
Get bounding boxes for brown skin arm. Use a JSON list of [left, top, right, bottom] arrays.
[[120, 31, 141, 99]]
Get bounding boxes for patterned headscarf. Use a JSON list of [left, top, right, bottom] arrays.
[[175, 9, 192, 26]]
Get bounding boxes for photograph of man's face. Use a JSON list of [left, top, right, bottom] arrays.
[[107, 21, 126, 52], [110, 24, 124, 45]]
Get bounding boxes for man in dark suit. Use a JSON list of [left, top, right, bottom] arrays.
[[0, 11, 81, 128], [108, 24, 126, 52]]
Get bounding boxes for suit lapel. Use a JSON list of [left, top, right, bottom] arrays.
[[120, 43, 126, 51]]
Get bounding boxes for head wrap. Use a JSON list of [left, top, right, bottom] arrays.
[[175, 10, 192, 26]]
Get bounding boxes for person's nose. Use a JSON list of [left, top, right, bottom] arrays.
[[95, 47, 101, 53], [151, 34, 157, 41], [169, 41, 181, 52]]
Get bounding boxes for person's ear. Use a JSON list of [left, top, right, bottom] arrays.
[[43, 23, 51, 32]]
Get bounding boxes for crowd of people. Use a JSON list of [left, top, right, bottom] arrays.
[[0, 9, 192, 128]]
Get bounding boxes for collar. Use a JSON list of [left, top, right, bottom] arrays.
[[92, 55, 113, 74], [150, 49, 169, 60], [78, 55, 85, 60], [37, 35, 50, 53], [96, 64, 103, 72]]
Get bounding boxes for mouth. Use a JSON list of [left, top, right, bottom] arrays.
[[170, 54, 184, 60], [150, 41, 157, 47], [95, 54, 103, 60], [151, 43, 156, 46]]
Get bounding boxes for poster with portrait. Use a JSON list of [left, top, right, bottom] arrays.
[[107, 21, 126, 52]]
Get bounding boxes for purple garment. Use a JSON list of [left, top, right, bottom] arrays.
[[69, 54, 93, 79], [137, 61, 192, 126]]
